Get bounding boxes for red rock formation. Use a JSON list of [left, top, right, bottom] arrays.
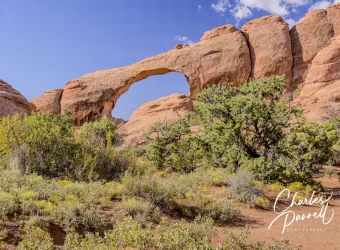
[[327, 3, 340, 36], [0, 80, 35, 117], [29, 2, 339, 126], [241, 15, 293, 86], [31, 89, 63, 114], [290, 9, 334, 90], [60, 26, 251, 125], [118, 94, 194, 145], [295, 36, 340, 122]]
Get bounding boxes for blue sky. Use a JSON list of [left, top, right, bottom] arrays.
[[0, 0, 338, 120]]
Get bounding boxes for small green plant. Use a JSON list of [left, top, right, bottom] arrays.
[[105, 216, 153, 249], [255, 197, 270, 209], [156, 217, 215, 250], [17, 227, 54, 250]]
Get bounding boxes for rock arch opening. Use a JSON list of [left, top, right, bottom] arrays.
[[111, 72, 190, 121]]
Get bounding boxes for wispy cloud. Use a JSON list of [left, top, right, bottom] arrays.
[[211, 0, 231, 13], [198, 4, 202, 11], [210, 0, 318, 23], [174, 35, 193, 45], [308, 0, 331, 10], [231, 4, 252, 22]]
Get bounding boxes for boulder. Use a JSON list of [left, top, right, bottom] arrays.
[[60, 26, 251, 125], [290, 9, 334, 90], [0, 80, 34, 117], [241, 15, 293, 86], [118, 94, 194, 145], [294, 36, 340, 122], [31, 89, 63, 114]]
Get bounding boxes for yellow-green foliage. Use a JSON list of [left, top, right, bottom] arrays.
[[156, 217, 215, 250], [17, 227, 54, 250], [288, 182, 305, 192], [0, 191, 17, 219], [270, 182, 285, 193], [255, 197, 270, 209]]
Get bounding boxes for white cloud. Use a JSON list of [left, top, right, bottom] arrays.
[[308, 1, 331, 10], [174, 35, 193, 45], [285, 18, 296, 28], [232, 4, 252, 20], [198, 4, 202, 11], [239, 0, 289, 16], [334, 0, 340, 3], [211, 0, 231, 13]]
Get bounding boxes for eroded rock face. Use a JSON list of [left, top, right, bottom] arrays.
[[118, 94, 194, 145], [290, 9, 334, 90], [0, 80, 34, 117], [31, 89, 63, 114], [294, 36, 340, 122], [241, 15, 293, 86], [200, 25, 238, 41], [60, 26, 251, 125], [327, 3, 340, 36]]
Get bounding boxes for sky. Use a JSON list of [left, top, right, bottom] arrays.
[[1, 0, 339, 120]]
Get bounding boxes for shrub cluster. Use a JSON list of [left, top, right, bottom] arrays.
[[145, 76, 340, 184]]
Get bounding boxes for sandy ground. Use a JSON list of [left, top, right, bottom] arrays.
[[213, 169, 340, 249]]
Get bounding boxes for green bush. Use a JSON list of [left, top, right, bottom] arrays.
[[105, 216, 153, 249], [156, 217, 215, 250], [145, 120, 202, 173], [17, 227, 54, 250], [122, 197, 161, 224], [0, 191, 18, 219], [0, 113, 78, 179]]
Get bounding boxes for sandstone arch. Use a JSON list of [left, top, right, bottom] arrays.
[[60, 26, 251, 125]]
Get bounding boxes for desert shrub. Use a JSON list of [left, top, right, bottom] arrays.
[[156, 216, 215, 250], [226, 171, 263, 206], [277, 121, 338, 184], [75, 116, 136, 181], [105, 216, 153, 249], [203, 200, 239, 222], [192, 76, 338, 184], [122, 197, 161, 224], [255, 197, 270, 209], [64, 232, 116, 250], [270, 182, 285, 193], [145, 120, 202, 173], [0, 191, 18, 219], [0, 113, 78, 179], [121, 175, 175, 211], [287, 182, 305, 192], [17, 226, 53, 250]]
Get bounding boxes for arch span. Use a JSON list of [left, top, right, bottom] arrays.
[[60, 27, 251, 125], [112, 72, 189, 120]]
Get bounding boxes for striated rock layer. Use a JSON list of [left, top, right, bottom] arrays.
[[0, 80, 35, 118]]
